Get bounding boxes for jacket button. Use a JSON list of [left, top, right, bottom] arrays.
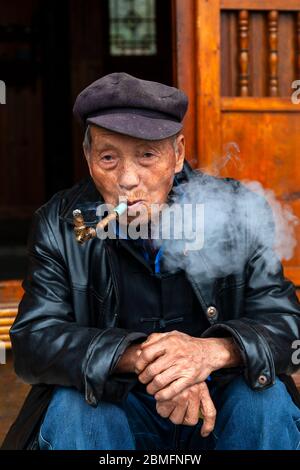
[[258, 375, 268, 385], [206, 306, 218, 319]]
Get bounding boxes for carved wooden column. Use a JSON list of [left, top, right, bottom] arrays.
[[296, 11, 300, 78], [268, 10, 279, 96], [238, 10, 249, 96]]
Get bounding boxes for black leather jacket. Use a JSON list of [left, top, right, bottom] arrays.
[[2, 161, 300, 449]]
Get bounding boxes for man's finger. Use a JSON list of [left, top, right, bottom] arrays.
[[183, 397, 200, 427], [138, 354, 173, 384], [141, 332, 169, 348], [144, 364, 181, 394], [168, 400, 188, 425], [198, 385, 217, 438], [135, 347, 166, 374], [154, 376, 192, 401], [156, 401, 175, 419]]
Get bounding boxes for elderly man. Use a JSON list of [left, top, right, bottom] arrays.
[[2, 73, 300, 451]]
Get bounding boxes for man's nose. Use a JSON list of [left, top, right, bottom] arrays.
[[118, 164, 140, 191]]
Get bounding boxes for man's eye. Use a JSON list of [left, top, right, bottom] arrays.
[[101, 155, 114, 162], [142, 152, 155, 158]]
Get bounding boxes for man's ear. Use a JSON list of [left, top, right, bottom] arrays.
[[83, 145, 93, 177], [175, 134, 185, 174]]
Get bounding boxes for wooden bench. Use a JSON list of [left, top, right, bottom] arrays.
[[0, 280, 24, 349]]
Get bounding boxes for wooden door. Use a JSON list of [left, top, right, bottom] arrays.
[[0, 0, 44, 244], [174, 0, 300, 288]]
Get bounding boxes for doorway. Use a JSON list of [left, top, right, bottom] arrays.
[[70, 0, 174, 181], [0, 0, 174, 278]]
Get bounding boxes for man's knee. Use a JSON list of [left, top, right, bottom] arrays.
[[219, 375, 291, 418], [212, 375, 300, 449], [39, 386, 135, 450]]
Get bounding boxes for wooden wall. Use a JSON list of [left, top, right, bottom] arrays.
[[0, 0, 44, 223], [174, 0, 300, 288], [0, 0, 73, 244]]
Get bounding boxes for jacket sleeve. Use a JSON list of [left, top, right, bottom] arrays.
[[202, 196, 300, 390], [10, 209, 146, 406]]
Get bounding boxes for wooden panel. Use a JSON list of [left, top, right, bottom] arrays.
[[0, 84, 44, 211], [250, 12, 268, 97], [221, 110, 300, 283], [174, 0, 198, 166], [221, 0, 300, 10], [222, 97, 300, 111], [221, 11, 238, 96], [221, 11, 298, 97], [220, 113, 300, 193], [286, 268, 300, 288], [297, 12, 300, 75], [175, 0, 221, 165], [0, 0, 44, 218], [195, 0, 222, 168], [277, 13, 297, 97], [176, 0, 300, 287]]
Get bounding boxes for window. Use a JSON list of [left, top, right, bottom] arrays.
[[109, 0, 157, 56]]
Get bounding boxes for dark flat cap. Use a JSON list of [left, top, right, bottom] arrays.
[[73, 72, 188, 140]]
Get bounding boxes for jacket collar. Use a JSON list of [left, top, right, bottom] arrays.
[[60, 178, 104, 225], [60, 160, 218, 313], [60, 159, 195, 225]]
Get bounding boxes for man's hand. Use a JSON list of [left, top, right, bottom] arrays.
[[135, 331, 242, 400], [156, 381, 216, 438], [113, 343, 142, 374]]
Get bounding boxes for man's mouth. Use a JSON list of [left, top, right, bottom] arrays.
[[127, 199, 144, 207]]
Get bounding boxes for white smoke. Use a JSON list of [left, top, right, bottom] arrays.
[[241, 180, 298, 262], [153, 150, 299, 280]]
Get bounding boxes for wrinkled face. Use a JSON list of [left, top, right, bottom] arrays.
[[84, 125, 185, 225]]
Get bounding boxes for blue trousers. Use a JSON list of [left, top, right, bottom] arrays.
[[38, 376, 300, 450]]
